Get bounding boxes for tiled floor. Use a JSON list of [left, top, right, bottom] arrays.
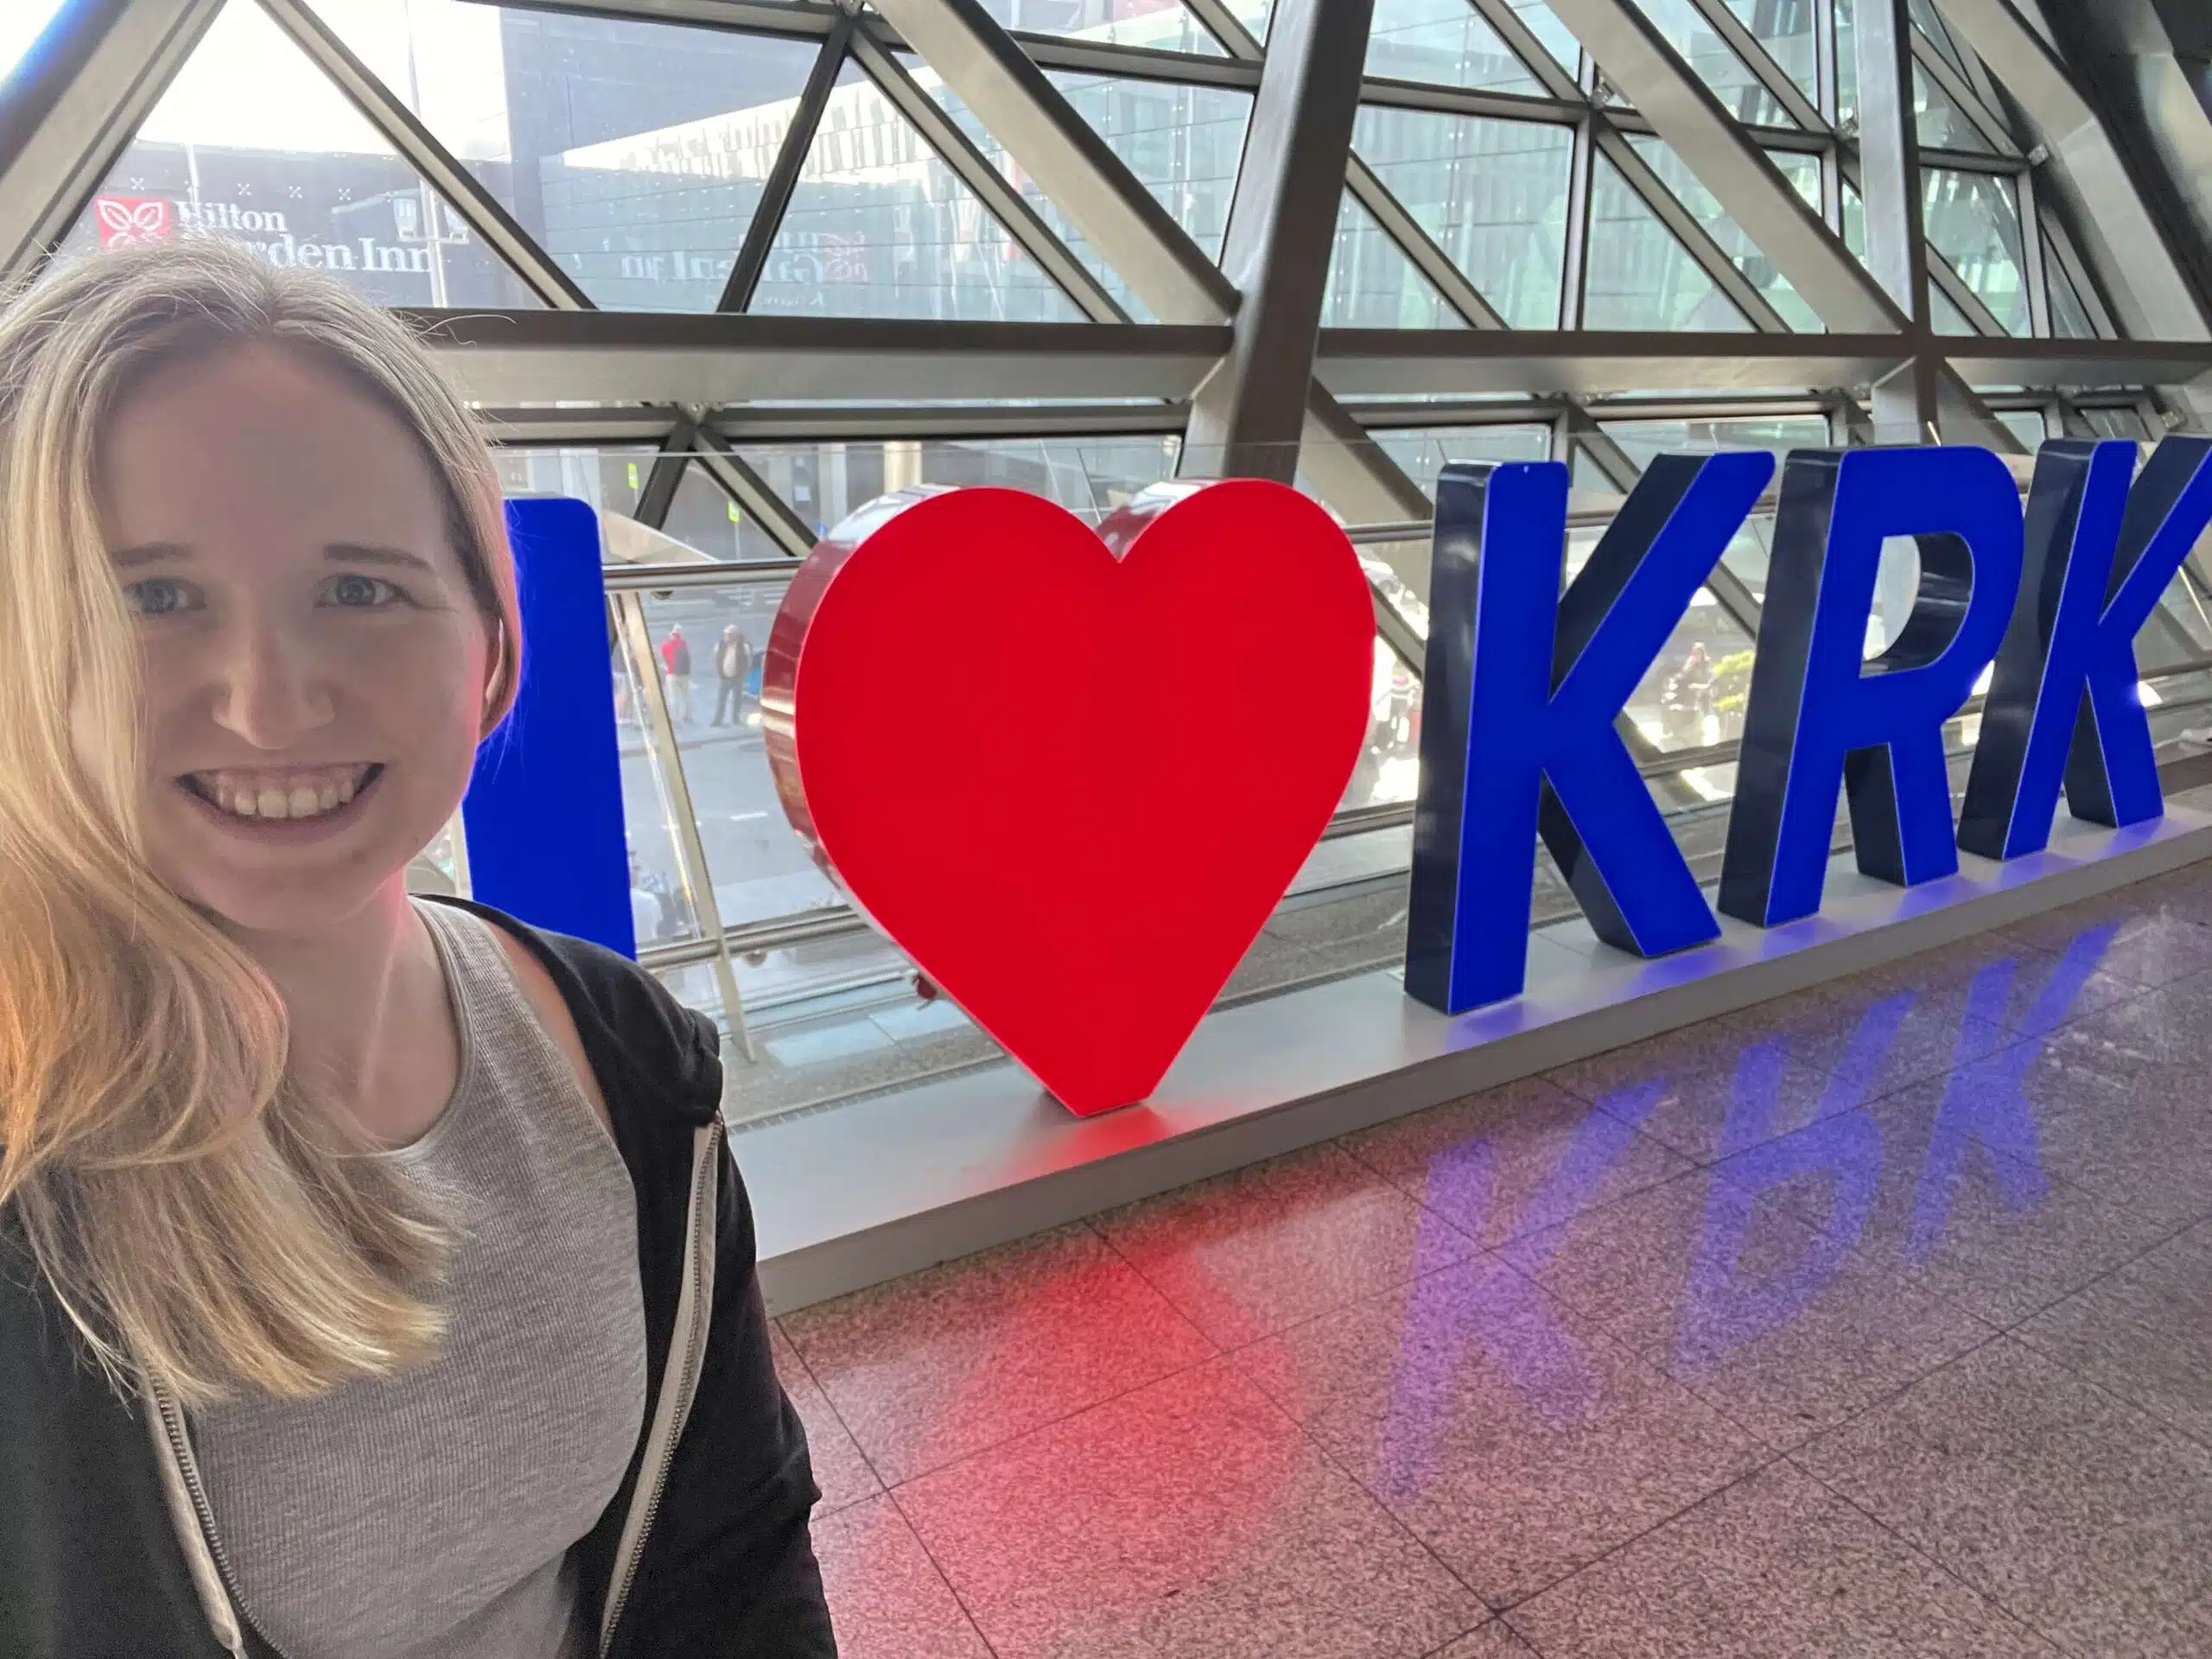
[[769, 867, 2212, 1658]]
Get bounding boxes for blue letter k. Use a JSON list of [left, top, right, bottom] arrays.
[[1407, 452, 1774, 1014]]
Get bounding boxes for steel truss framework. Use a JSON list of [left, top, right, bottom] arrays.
[[5, 0, 2212, 1073]]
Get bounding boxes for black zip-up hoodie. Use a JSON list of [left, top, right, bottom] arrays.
[[0, 898, 836, 1658]]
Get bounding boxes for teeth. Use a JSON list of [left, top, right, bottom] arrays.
[[189, 766, 372, 822]]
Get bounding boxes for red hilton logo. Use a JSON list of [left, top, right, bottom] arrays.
[[93, 195, 173, 249]]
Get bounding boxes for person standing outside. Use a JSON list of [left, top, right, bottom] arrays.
[[658, 622, 694, 724], [711, 623, 753, 728]]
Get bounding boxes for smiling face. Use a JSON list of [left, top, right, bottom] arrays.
[[98, 340, 494, 937]]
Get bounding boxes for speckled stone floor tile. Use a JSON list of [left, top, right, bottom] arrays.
[[1718, 978, 2011, 1104], [1496, 1169, 1992, 1450], [894, 1358, 1487, 1659], [1338, 1077, 1694, 1252], [1506, 1461, 2051, 1658], [1573, 1033, 1916, 1166], [1092, 1143, 1478, 1350], [1897, 1041, 2212, 1231], [1546, 1020, 1777, 1109], [1433, 1622, 1538, 1656], [769, 1321, 883, 1516], [2012, 1221, 2212, 1449], [1709, 1067, 2179, 1325], [2034, 976, 2212, 1078], [1868, 931, 2141, 1037], [2000, 894, 2212, 988], [1795, 1338, 2212, 1659], [1232, 1255, 1765, 1606], [781, 1222, 1216, 1484], [810, 1494, 994, 1659]]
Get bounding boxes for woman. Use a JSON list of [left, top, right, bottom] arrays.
[[0, 241, 835, 1659]]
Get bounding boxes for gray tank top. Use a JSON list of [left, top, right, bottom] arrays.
[[191, 900, 648, 1659]]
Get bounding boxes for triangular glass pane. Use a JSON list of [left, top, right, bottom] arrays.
[[2046, 247, 2097, 340], [66, 0, 538, 307], [303, 0, 835, 311], [1583, 153, 1753, 331], [1923, 166, 2029, 334], [753, 62, 1083, 321], [1364, 0, 1545, 94], [1322, 193, 1469, 327], [1908, 0, 1974, 79], [974, 0, 1226, 56], [1930, 281, 1974, 335], [1723, 0, 1815, 104], [914, 62, 1251, 322], [1352, 105, 1574, 327], [1627, 135, 1820, 331], [1373, 422, 1552, 499], [1223, 0, 1274, 48], [1635, 0, 1797, 127], [910, 59, 1141, 318], [1913, 62, 2001, 155], [1044, 70, 1251, 264], [1501, 1, 1581, 75]]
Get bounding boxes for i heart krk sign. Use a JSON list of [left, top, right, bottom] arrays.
[[761, 481, 1375, 1116]]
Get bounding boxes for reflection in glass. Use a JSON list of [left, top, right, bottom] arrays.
[[66, 0, 535, 308], [1923, 168, 2029, 336], [1321, 193, 1467, 327], [921, 67, 1250, 322], [1370, 423, 1551, 499], [1627, 137, 1821, 331], [2046, 248, 2099, 340], [974, 0, 1226, 55], [1913, 63, 2000, 156], [311, 0, 847, 312], [1721, 0, 1816, 104], [1363, 0, 1545, 93], [1583, 155, 1751, 332], [753, 62, 1082, 321], [1353, 106, 1573, 328], [734, 436, 1181, 535], [1633, 0, 1796, 128]]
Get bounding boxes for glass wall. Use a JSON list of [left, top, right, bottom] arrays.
[[29, 0, 2195, 1121]]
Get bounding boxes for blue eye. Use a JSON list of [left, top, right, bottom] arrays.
[[325, 573, 403, 608], [124, 577, 200, 618]]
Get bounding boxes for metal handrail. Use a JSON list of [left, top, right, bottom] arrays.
[[633, 656, 2212, 976]]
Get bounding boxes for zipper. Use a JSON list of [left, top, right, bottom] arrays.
[[149, 1378, 284, 1659], [598, 1116, 721, 1657]]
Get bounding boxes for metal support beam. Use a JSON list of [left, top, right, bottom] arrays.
[[1543, 0, 1906, 333], [1853, 0, 1938, 438], [1591, 118, 1791, 333], [1910, 27, 2020, 155], [258, 0, 593, 309], [1685, 0, 1828, 133], [1345, 156, 1507, 328], [400, 310, 1232, 404], [717, 20, 849, 314], [0, 0, 224, 279], [1934, 0, 2212, 346], [2013, 0, 2212, 320], [632, 423, 695, 529], [1183, 0, 1376, 481], [867, 0, 1238, 323], [692, 424, 821, 557], [848, 26, 1127, 323]]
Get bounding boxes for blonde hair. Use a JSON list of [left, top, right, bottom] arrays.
[[0, 239, 520, 1408]]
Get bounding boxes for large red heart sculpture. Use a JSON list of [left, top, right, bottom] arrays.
[[760, 480, 1375, 1116]]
